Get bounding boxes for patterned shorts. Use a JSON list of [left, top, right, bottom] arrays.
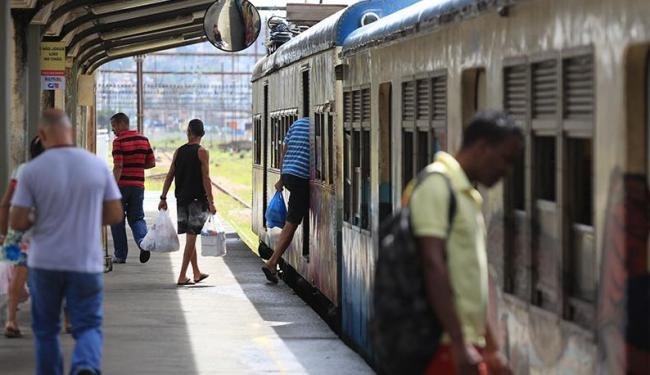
[[177, 200, 209, 235]]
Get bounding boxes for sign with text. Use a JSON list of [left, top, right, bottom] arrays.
[[41, 42, 66, 90]]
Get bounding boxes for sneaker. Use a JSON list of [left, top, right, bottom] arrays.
[[112, 257, 126, 264], [139, 249, 150, 264]]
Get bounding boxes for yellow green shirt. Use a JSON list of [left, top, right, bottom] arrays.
[[409, 151, 488, 346]]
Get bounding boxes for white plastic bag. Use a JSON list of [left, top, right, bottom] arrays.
[[140, 210, 179, 253], [201, 215, 227, 257]]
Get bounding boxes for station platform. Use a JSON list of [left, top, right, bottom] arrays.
[[0, 193, 372, 374]]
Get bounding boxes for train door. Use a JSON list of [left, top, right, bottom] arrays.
[[647, 51, 650, 187], [263, 84, 269, 227], [378, 82, 392, 223], [302, 69, 310, 258]]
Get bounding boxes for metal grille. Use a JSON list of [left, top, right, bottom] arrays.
[[504, 65, 528, 121], [432, 75, 447, 123], [344, 91, 352, 123], [352, 90, 362, 122], [416, 79, 430, 120], [532, 60, 558, 119], [563, 55, 594, 120], [402, 81, 416, 121], [362, 88, 371, 122]]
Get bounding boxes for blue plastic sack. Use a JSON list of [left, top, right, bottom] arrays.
[[265, 191, 287, 229]]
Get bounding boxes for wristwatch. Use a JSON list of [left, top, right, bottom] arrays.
[[160, 195, 166, 200]]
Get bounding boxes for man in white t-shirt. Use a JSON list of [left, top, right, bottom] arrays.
[[10, 109, 123, 375]]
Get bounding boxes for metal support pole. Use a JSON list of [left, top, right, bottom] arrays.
[[0, 1, 10, 192], [135, 55, 144, 133], [27, 24, 41, 148]]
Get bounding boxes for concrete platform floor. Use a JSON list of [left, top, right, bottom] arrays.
[[0, 194, 373, 374]]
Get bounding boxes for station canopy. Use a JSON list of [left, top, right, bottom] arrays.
[[11, 0, 220, 74]]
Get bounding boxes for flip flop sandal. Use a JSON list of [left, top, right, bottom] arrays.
[[4, 327, 22, 338], [262, 266, 279, 284], [194, 274, 209, 283], [176, 279, 195, 286]]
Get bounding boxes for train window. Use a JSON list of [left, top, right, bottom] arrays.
[[253, 115, 262, 165], [402, 72, 447, 190], [270, 117, 277, 169], [567, 137, 595, 321], [431, 74, 447, 153], [564, 53, 595, 326], [344, 130, 351, 222], [327, 113, 334, 185], [344, 91, 352, 123], [504, 65, 528, 122], [320, 113, 326, 182], [502, 52, 595, 327], [563, 55, 594, 121], [534, 135, 556, 202], [568, 138, 593, 226], [352, 130, 361, 226], [315, 113, 322, 180], [416, 78, 430, 122], [432, 75, 447, 126], [273, 117, 278, 168], [532, 60, 559, 120], [361, 129, 371, 229], [302, 69, 310, 118], [402, 129, 414, 188], [362, 88, 371, 122], [512, 154, 525, 210], [503, 63, 529, 297], [402, 81, 416, 121], [416, 129, 429, 172], [344, 87, 371, 227]]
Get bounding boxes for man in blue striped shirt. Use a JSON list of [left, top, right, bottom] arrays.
[[262, 117, 310, 283]]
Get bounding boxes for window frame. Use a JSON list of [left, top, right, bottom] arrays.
[[312, 103, 336, 188], [502, 46, 596, 330], [253, 114, 262, 165], [343, 85, 372, 230], [400, 70, 448, 189], [269, 108, 298, 171]]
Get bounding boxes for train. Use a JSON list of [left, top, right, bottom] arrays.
[[251, 0, 650, 373]]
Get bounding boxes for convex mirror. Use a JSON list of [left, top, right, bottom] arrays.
[[204, 0, 261, 52]]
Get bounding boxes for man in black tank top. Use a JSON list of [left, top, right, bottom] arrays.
[[159, 120, 216, 285]]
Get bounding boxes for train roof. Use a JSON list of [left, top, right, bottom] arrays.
[[341, 0, 505, 55], [252, 0, 422, 81]]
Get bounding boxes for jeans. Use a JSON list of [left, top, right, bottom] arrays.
[[29, 268, 104, 375], [110, 186, 148, 260]]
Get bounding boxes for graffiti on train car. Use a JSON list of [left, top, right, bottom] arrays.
[[484, 168, 650, 375], [598, 169, 650, 375]]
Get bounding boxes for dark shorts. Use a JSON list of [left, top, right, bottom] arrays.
[[282, 174, 309, 224], [177, 200, 209, 235]]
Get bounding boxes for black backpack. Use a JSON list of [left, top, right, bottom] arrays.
[[372, 170, 456, 375]]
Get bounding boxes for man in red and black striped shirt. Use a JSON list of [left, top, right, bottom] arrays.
[[110, 113, 155, 264]]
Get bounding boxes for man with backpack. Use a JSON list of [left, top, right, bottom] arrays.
[[413, 111, 522, 375], [373, 111, 522, 375]]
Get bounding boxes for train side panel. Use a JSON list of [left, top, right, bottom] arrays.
[[252, 50, 340, 306], [341, 0, 650, 372]]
